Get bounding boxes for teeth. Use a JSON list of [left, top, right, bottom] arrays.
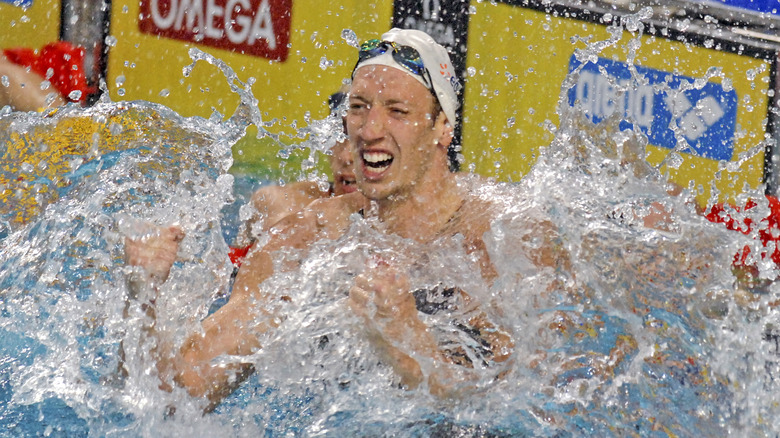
[[363, 151, 393, 165], [362, 151, 393, 174]]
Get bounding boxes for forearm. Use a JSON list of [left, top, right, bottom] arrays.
[[172, 298, 268, 399], [364, 315, 436, 390], [124, 268, 267, 407], [368, 309, 491, 398]]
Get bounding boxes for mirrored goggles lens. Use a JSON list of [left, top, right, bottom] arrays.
[[355, 39, 431, 88]]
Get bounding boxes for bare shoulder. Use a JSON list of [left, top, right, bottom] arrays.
[[302, 191, 368, 237], [250, 181, 330, 228], [450, 177, 501, 243]]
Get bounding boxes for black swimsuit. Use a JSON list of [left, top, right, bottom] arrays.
[[354, 208, 502, 369], [412, 284, 498, 368]]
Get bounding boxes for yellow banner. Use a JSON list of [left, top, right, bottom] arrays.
[[464, 3, 771, 206], [0, 0, 61, 49], [107, 0, 393, 178]]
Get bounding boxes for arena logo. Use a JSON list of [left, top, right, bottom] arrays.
[[139, 0, 291, 61], [568, 55, 738, 161], [2, 0, 33, 7]]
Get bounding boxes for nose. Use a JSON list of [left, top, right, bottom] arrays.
[[356, 106, 386, 142]]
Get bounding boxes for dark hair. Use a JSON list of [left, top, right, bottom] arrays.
[[328, 92, 347, 114], [329, 91, 348, 134]]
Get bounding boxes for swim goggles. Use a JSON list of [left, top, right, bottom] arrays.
[[353, 39, 435, 91]]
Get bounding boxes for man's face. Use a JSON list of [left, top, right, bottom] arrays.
[[346, 65, 446, 201], [330, 138, 357, 195]]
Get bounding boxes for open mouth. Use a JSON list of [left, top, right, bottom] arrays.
[[362, 151, 394, 174], [336, 175, 357, 193]]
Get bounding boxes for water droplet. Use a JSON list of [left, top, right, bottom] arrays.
[[109, 122, 123, 135], [159, 89, 170, 97], [319, 57, 334, 70], [506, 117, 516, 128], [467, 67, 477, 77], [0, 75, 8, 88], [341, 29, 359, 48], [117, 89, 125, 97], [666, 152, 684, 169], [68, 90, 82, 100], [105, 35, 118, 47], [115, 75, 125, 87]]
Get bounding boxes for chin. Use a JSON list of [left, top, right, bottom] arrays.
[[356, 184, 384, 200]]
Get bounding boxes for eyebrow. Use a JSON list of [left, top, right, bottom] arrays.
[[348, 94, 370, 104], [350, 94, 409, 107], [383, 98, 410, 106]]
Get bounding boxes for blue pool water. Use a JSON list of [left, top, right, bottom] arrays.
[[2, 99, 778, 437]]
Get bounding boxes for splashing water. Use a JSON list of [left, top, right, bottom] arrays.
[[3, 24, 780, 438]]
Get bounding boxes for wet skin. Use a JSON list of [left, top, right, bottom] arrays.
[[124, 63, 516, 406]]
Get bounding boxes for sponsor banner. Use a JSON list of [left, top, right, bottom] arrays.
[[0, 0, 59, 49], [108, 0, 393, 177], [463, 2, 771, 205], [698, 0, 780, 15], [1, 0, 32, 7], [138, 0, 292, 61], [568, 55, 739, 161]]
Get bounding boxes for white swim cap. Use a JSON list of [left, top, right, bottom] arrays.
[[353, 28, 460, 127]]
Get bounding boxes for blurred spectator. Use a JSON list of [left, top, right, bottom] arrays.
[[0, 41, 87, 111], [705, 194, 780, 292]]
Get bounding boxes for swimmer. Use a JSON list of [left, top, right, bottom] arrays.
[[125, 28, 562, 408], [232, 88, 358, 259], [0, 54, 65, 111]]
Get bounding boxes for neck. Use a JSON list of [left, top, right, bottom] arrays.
[[375, 172, 463, 242]]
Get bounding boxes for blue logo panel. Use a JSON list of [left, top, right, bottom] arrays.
[[699, 0, 780, 15], [1, 0, 33, 7], [567, 55, 739, 161]]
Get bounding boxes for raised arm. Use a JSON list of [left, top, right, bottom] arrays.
[[124, 219, 314, 409], [123, 193, 366, 408]]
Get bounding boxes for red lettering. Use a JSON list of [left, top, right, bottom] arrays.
[[139, 0, 291, 61]]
